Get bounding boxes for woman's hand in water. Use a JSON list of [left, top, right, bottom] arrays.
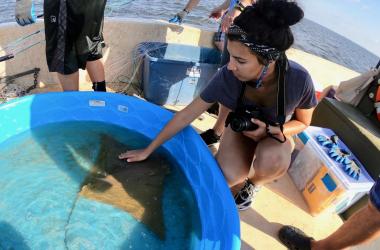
[[242, 118, 267, 141], [119, 149, 150, 162]]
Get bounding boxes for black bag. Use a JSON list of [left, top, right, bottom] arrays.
[[356, 64, 380, 126]]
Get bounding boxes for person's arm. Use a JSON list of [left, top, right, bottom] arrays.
[[282, 107, 314, 136], [119, 97, 212, 162], [209, 0, 230, 19], [183, 0, 201, 13], [221, 0, 254, 32], [280, 72, 318, 137], [219, 0, 232, 11], [169, 0, 201, 24]]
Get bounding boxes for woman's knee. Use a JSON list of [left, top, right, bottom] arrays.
[[254, 138, 293, 176], [255, 149, 290, 177], [225, 172, 247, 187]]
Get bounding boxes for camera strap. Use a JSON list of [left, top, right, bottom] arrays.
[[271, 54, 288, 143]]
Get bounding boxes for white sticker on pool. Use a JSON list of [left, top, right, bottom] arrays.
[[118, 105, 129, 113], [89, 100, 106, 107]]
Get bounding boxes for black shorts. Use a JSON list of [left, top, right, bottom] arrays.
[[44, 0, 107, 74]]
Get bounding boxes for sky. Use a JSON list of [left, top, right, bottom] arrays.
[[298, 0, 380, 56]]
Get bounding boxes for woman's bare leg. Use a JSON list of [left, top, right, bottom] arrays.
[[217, 127, 294, 185], [250, 136, 294, 185], [57, 71, 79, 91], [216, 126, 256, 187]]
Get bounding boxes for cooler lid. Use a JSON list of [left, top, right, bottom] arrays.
[[298, 126, 375, 190]]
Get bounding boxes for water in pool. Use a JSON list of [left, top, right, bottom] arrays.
[[0, 121, 201, 249]]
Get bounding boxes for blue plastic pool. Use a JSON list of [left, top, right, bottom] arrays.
[[0, 92, 240, 250]]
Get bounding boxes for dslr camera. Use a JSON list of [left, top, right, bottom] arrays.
[[225, 106, 264, 132]]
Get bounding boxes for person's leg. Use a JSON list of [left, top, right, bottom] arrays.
[[217, 128, 294, 210], [57, 71, 79, 91], [234, 136, 293, 210], [87, 60, 106, 92], [44, 0, 80, 90], [217, 130, 294, 186], [279, 179, 380, 250], [313, 201, 380, 250], [69, 0, 106, 91], [86, 59, 105, 83], [216, 126, 256, 187], [86, 59, 106, 91], [314, 179, 380, 250], [249, 136, 294, 185]]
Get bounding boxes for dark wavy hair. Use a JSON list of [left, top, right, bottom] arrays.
[[227, 0, 304, 52]]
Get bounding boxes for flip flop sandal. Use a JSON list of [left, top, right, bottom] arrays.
[[278, 225, 313, 250]]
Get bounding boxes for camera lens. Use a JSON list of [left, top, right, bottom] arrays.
[[230, 117, 250, 132], [230, 117, 259, 132]]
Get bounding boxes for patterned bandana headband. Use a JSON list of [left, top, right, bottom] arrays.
[[228, 24, 281, 62]]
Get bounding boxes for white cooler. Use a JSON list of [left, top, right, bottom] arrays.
[[288, 126, 374, 215]]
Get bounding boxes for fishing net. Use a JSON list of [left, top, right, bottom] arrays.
[[0, 68, 40, 104], [0, 29, 45, 103], [106, 42, 170, 97]]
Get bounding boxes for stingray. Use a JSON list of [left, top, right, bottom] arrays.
[[79, 134, 170, 239]]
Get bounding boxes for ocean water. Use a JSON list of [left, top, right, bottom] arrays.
[[0, 0, 379, 73], [0, 121, 201, 249]]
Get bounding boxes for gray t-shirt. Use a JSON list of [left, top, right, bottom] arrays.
[[200, 60, 318, 123]]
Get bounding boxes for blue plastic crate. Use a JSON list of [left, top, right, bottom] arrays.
[[138, 42, 221, 106]]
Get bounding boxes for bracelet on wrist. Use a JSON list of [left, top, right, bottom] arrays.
[[183, 8, 190, 14]]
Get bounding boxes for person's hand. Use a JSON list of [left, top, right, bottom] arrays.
[[243, 120, 286, 142], [221, 12, 233, 33], [265, 124, 287, 142], [119, 149, 150, 162], [209, 7, 224, 19], [221, 9, 241, 32], [15, 0, 36, 26], [168, 10, 188, 25], [242, 118, 267, 142]]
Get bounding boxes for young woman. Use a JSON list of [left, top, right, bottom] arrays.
[[120, 0, 317, 211]]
